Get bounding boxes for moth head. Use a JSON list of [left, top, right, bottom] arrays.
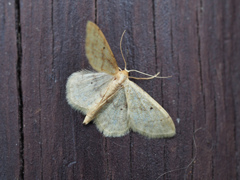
[[120, 69, 129, 77], [117, 68, 129, 78]]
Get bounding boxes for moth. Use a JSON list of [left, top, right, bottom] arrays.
[[66, 21, 175, 138]]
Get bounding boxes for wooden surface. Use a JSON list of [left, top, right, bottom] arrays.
[[0, 0, 239, 179]]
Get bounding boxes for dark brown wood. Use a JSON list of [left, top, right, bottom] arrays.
[[155, 1, 197, 179], [0, 0, 21, 179], [197, 0, 238, 179], [0, 0, 239, 179]]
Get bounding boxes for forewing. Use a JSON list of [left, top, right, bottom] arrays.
[[124, 80, 176, 138], [66, 70, 113, 114], [85, 21, 119, 75], [94, 88, 129, 137]]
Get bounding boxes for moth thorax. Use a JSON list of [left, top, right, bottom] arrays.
[[116, 70, 128, 84]]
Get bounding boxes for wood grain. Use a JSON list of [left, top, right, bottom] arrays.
[[0, 0, 21, 179], [0, 0, 239, 179]]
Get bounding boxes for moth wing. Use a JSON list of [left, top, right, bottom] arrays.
[[85, 21, 119, 75], [124, 80, 176, 138], [94, 88, 129, 137], [66, 70, 113, 114]]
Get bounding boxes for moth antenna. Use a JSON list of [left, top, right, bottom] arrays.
[[129, 72, 160, 80], [128, 69, 172, 80], [120, 30, 127, 70]]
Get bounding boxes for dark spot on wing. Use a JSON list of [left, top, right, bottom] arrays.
[[103, 47, 105, 49], [150, 107, 153, 110]]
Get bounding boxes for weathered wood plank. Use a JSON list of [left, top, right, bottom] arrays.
[[198, 0, 237, 179], [155, 1, 204, 179], [21, 0, 53, 178], [20, 0, 104, 179], [0, 0, 237, 179], [0, 0, 21, 179], [232, 0, 240, 176]]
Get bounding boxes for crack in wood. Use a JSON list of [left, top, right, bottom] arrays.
[[15, 0, 24, 179]]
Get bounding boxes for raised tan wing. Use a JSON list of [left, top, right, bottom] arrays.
[[124, 80, 176, 138], [94, 88, 129, 137], [85, 21, 119, 75], [66, 70, 113, 114]]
